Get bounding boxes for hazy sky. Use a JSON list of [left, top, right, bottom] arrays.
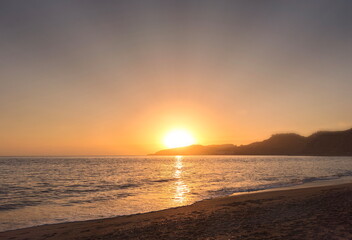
[[1, 1, 351, 155]]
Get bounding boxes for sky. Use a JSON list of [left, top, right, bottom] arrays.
[[0, 0, 351, 155]]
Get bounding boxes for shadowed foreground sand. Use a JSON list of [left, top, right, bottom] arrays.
[[1, 183, 351, 240]]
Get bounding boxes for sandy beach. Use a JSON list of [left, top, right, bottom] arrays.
[[1, 182, 351, 240]]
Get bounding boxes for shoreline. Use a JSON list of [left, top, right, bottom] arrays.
[[1, 179, 351, 240], [231, 175, 352, 196]]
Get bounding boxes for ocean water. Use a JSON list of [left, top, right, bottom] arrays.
[[0, 155, 352, 232]]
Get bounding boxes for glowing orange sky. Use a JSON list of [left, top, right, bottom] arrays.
[[0, 1, 351, 155]]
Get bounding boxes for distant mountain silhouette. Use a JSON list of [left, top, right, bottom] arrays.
[[153, 128, 352, 156]]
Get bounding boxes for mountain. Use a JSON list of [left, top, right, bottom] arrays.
[[152, 128, 352, 156]]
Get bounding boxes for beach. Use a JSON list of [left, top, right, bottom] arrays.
[[1, 182, 351, 240]]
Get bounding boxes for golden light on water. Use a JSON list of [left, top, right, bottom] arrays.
[[163, 129, 196, 149], [173, 156, 189, 203]]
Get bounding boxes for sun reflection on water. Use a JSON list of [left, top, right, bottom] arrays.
[[173, 156, 189, 203]]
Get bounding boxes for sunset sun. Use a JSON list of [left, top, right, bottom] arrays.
[[163, 129, 196, 148]]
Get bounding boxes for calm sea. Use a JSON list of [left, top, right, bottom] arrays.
[[1, 155, 352, 232]]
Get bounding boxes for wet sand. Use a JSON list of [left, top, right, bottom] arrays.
[[1, 183, 351, 240]]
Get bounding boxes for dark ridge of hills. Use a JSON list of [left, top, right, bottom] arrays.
[[152, 128, 352, 156], [304, 129, 352, 156]]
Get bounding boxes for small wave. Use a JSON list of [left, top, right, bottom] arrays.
[[207, 182, 294, 198], [149, 178, 175, 183], [67, 184, 87, 188], [117, 183, 139, 189], [0, 204, 25, 211], [260, 177, 278, 181], [294, 172, 352, 185], [61, 183, 140, 195], [301, 176, 333, 183], [65, 193, 135, 206], [0, 201, 42, 211], [333, 170, 352, 178], [62, 189, 101, 194], [207, 172, 352, 198]]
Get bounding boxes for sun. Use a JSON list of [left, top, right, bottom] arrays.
[[163, 129, 196, 149]]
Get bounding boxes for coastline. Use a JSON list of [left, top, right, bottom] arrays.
[[1, 179, 351, 240]]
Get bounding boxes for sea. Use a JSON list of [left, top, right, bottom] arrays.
[[1, 155, 352, 232]]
